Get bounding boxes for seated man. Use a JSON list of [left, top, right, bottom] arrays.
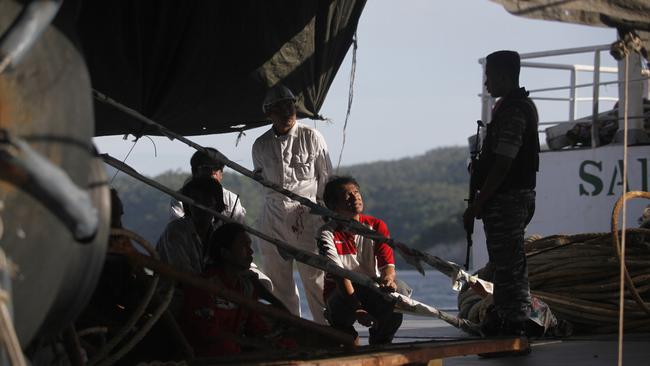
[[157, 176, 225, 315], [181, 223, 295, 357], [168, 148, 276, 298], [318, 176, 403, 344]]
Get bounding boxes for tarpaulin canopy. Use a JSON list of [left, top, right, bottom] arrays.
[[491, 0, 650, 52], [54, 0, 365, 137]]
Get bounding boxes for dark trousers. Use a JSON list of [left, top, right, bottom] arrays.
[[482, 190, 535, 323], [326, 283, 404, 344]]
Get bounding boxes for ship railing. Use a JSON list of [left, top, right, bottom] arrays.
[[478, 44, 649, 150]]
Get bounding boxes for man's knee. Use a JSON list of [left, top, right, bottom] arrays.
[[325, 293, 356, 326], [368, 312, 403, 344]]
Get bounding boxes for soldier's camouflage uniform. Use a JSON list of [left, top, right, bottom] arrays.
[[476, 87, 539, 327], [482, 190, 534, 323]]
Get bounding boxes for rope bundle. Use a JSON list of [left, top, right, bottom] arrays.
[[458, 229, 650, 334], [526, 229, 650, 334]]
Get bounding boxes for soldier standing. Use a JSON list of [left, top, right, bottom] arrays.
[[463, 50, 540, 336]]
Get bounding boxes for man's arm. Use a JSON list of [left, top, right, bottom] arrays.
[[463, 155, 513, 232], [252, 140, 263, 174], [378, 265, 397, 292], [463, 106, 526, 230], [373, 219, 397, 292], [313, 132, 332, 202]]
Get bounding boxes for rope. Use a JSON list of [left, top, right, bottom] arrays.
[[144, 136, 158, 157], [97, 274, 174, 366], [123, 251, 356, 346], [77, 327, 108, 338], [98, 229, 173, 366], [88, 228, 160, 366], [336, 32, 357, 173], [100, 154, 395, 300], [459, 227, 650, 333], [612, 192, 650, 318], [0, 250, 26, 366], [0, 294, 26, 366], [93, 90, 488, 288], [235, 130, 246, 147], [110, 136, 140, 184], [617, 53, 629, 366]]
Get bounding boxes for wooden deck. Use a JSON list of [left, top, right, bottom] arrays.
[[391, 318, 649, 366], [192, 317, 649, 366], [259, 338, 528, 366]]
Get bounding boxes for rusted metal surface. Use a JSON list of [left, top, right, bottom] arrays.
[[490, 0, 650, 53], [0, 131, 99, 241], [0, 0, 62, 74], [0, 0, 108, 345]]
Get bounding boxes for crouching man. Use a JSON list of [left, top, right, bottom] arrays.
[[318, 176, 404, 345], [181, 223, 295, 357]]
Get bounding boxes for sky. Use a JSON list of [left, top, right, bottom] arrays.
[[94, 0, 618, 177]]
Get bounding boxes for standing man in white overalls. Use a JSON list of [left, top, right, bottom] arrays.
[[252, 85, 332, 324]]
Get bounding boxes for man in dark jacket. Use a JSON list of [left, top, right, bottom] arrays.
[[464, 50, 539, 336]]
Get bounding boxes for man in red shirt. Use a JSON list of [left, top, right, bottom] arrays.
[[317, 176, 403, 344]]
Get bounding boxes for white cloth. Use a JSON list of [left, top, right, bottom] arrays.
[[170, 187, 246, 224], [156, 217, 207, 316], [252, 122, 332, 324], [249, 262, 273, 292], [157, 217, 206, 274]]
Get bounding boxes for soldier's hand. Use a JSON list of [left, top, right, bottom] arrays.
[[463, 206, 475, 233]]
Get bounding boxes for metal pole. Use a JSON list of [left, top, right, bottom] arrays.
[[591, 50, 601, 148], [569, 68, 577, 121], [480, 60, 489, 124]]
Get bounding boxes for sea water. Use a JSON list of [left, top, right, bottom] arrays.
[[294, 270, 458, 320]]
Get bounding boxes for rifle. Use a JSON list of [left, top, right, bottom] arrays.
[[464, 120, 484, 270]]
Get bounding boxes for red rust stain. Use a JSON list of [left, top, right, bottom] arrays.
[[0, 78, 19, 130]]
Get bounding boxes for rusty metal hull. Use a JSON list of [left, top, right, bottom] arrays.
[[0, 0, 108, 345]]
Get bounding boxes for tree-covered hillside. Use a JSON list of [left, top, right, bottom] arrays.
[[111, 146, 470, 264]]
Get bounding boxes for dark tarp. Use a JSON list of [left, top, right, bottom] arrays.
[[53, 0, 365, 137], [491, 0, 650, 53]]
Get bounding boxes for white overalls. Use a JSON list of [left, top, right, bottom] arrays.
[[252, 122, 332, 323]]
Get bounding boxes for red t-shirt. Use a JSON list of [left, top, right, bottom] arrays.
[[317, 214, 395, 300]]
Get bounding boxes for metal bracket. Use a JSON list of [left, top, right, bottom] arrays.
[[0, 0, 62, 74], [0, 130, 98, 242]]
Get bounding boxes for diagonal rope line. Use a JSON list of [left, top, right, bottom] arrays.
[[110, 136, 139, 183], [336, 33, 357, 173], [92, 89, 480, 285], [100, 153, 478, 333], [102, 154, 396, 297], [144, 135, 158, 157], [617, 53, 629, 366]]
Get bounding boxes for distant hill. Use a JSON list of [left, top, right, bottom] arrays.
[[111, 146, 470, 266]]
